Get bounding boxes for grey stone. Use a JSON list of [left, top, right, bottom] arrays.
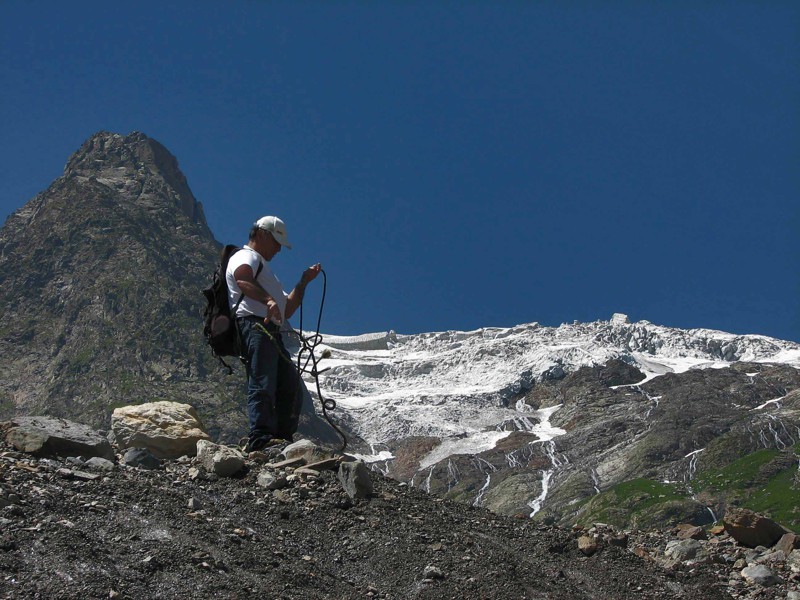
[[337, 461, 373, 499], [257, 471, 288, 490], [422, 565, 445, 580], [84, 457, 115, 471], [761, 550, 786, 563], [188, 497, 203, 510], [664, 539, 703, 561], [122, 447, 161, 470], [196, 440, 244, 477], [282, 439, 318, 462], [740, 564, 781, 587], [4, 416, 114, 460]]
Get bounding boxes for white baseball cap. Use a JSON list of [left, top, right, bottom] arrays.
[[255, 216, 292, 249]]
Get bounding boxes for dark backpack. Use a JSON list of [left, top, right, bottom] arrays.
[[202, 244, 262, 371]]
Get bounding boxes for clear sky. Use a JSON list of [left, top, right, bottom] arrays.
[[1, 2, 798, 341]]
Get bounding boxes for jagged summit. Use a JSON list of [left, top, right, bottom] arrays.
[[0, 131, 221, 430], [0, 131, 338, 445], [62, 131, 206, 225]]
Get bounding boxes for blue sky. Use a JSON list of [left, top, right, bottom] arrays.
[[2, 2, 798, 341]]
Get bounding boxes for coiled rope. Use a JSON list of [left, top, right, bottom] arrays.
[[254, 269, 347, 452]]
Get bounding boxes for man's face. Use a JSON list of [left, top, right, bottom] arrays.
[[261, 229, 282, 260]]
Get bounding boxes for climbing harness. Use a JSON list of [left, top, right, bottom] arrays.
[[253, 269, 347, 452]]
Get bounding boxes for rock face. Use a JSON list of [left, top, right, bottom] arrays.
[[382, 361, 800, 531], [0, 131, 342, 446], [3, 415, 114, 460], [111, 401, 210, 459], [318, 315, 799, 530]]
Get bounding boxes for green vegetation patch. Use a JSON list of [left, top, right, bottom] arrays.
[[575, 478, 691, 529], [694, 448, 780, 491], [694, 444, 799, 531]]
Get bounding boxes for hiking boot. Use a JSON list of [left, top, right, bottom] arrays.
[[245, 435, 273, 453]]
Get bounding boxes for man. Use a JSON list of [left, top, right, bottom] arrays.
[[226, 215, 322, 452]]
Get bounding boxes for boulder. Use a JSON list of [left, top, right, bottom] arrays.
[[723, 508, 787, 549], [4, 416, 114, 460], [111, 402, 210, 459], [282, 439, 332, 464], [337, 461, 373, 499], [196, 440, 244, 477], [283, 439, 318, 461]]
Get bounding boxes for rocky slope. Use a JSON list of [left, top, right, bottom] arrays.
[[0, 431, 750, 600], [0, 131, 337, 445]]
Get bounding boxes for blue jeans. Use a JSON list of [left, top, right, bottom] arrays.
[[237, 317, 302, 441]]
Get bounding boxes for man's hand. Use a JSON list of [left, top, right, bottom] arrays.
[[301, 263, 322, 285], [284, 264, 322, 320], [265, 298, 282, 324]]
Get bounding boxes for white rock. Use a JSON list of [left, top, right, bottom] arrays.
[[664, 539, 702, 561], [788, 551, 800, 573], [422, 565, 445, 580], [196, 440, 244, 477], [740, 564, 781, 587], [257, 471, 288, 490], [111, 402, 210, 459], [282, 439, 318, 461]]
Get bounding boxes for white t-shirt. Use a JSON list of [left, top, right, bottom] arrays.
[[226, 246, 289, 321]]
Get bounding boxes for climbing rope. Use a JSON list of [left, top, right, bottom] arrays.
[[254, 269, 348, 452]]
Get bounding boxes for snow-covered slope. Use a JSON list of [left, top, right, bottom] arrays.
[[310, 314, 800, 463]]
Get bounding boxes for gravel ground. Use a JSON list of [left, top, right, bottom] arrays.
[[0, 442, 735, 600]]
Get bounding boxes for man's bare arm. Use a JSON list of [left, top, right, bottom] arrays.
[[233, 264, 281, 322], [285, 263, 322, 320]]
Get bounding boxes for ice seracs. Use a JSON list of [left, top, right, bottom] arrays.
[[311, 315, 799, 454]]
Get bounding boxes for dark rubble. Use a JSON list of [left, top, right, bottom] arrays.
[[0, 441, 734, 600]]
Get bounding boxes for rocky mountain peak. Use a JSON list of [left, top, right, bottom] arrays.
[[62, 131, 205, 225], [0, 131, 216, 428], [0, 131, 338, 446]]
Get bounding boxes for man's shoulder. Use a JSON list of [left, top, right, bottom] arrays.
[[227, 246, 259, 273]]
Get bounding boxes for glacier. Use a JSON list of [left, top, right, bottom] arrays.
[[304, 314, 800, 467]]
